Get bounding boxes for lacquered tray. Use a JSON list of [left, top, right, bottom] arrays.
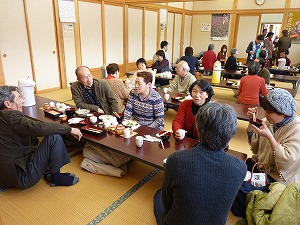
[[44, 109, 63, 118], [81, 124, 106, 136]]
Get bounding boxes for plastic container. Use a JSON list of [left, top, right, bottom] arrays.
[[212, 61, 222, 83], [18, 77, 36, 106]]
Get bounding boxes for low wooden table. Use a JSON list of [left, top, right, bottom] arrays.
[[201, 77, 296, 97], [159, 89, 265, 121], [22, 95, 247, 170]]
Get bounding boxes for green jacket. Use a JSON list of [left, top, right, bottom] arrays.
[[237, 182, 300, 225]]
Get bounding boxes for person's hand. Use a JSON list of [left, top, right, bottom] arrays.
[[250, 122, 272, 139], [247, 107, 257, 132], [70, 128, 83, 141], [98, 108, 104, 114], [250, 50, 254, 55], [247, 107, 257, 120], [175, 129, 186, 140]]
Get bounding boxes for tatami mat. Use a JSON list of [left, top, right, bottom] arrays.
[[1, 78, 300, 225]]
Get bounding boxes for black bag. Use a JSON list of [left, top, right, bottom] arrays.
[[231, 160, 271, 218]]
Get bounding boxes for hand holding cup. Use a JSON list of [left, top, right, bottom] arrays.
[[175, 129, 186, 140]]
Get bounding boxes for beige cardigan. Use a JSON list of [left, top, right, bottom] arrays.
[[251, 117, 300, 184]]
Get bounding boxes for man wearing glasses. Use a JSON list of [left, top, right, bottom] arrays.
[[71, 66, 118, 114]]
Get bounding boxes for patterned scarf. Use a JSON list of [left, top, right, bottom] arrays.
[[81, 82, 100, 106]]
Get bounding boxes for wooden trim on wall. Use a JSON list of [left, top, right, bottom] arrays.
[[52, 0, 67, 88], [180, 13, 185, 57], [171, 12, 175, 63], [101, 1, 106, 64], [0, 51, 5, 86], [23, 0, 37, 92], [257, 14, 262, 36], [157, 9, 161, 49], [142, 7, 145, 58], [232, 14, 240, 48], [164, 9, 168, 40], [74, 0, 82, 67], [123, 4, 129, 74]]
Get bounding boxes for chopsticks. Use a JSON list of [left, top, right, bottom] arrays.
[[157, 129, 172, 137], [160, 140, 165, 150], [113, 111, 121, 119]]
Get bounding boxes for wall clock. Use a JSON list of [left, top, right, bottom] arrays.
[[255, 0, 265, 5]]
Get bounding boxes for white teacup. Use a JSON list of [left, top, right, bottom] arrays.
[[89, 116, 97, 124], [49, 101, 55, 108], [164, 93, 170, 101], [163, 88, 168, 94], [123, 128, 131, 139], [136, 136, 144, 147]]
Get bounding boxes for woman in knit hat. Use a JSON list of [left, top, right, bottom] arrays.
[[247, 88, 300, 184]]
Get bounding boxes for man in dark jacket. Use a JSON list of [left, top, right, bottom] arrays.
[[0, 86, 82, 188], [276, 30, 291, 61], [71, 66, 118, 114]]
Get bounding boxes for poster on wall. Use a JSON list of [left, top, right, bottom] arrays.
[[286, 12, 300, 44], [210, 14, 230, 40]]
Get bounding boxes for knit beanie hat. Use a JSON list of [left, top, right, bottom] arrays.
[[230, 48, 237, 55], [266, 88, 296, 116]]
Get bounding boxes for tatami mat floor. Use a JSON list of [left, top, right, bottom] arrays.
[[1, 77, 299, 225]]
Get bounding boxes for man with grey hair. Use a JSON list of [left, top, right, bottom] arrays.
[[71, 66, 118, 114], [168, 60, 196, 94], [0, 86, 82, 188], [154, 102, 247, 225], [202, 44, 217, 72]]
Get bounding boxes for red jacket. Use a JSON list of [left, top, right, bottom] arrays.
[[238, 75, 268, 105], [172, 100, 198, 139], [202, 50, 217, 71]]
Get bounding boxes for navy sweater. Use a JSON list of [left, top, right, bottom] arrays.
[[161, 144, 247, 225]]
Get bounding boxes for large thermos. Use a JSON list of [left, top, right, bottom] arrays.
[[18, 77, 36, 106], [212, 61, 222, 83]]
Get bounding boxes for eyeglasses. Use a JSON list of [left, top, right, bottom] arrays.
[[81, 74, 93, 80]]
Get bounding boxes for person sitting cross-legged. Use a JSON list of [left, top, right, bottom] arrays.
[[0, 86, 82, 188], [153, 102, 247, 225]]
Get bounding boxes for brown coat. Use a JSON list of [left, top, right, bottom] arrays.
[[71, 79, 118, 114]]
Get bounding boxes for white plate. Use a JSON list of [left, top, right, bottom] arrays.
[[122, 120, 138, 127], [122, 120, 141, 130], [68, 117, 84, 124], [163, 158, 167, 164]]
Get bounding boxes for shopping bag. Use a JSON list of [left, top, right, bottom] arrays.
[[231, 161, 271, 218]]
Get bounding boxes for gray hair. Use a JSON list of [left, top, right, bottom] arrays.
[[0, 86, 18, 110], [208, 44, 214, 51], [75, 66, 90, 77], [196, 102, 237, 150], [179, 60, 190, 72]]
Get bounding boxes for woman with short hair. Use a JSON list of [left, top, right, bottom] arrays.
[[152, 50, 170, 73], [172, 79, 214, 140], [247, 88, 300, 184], [237, 61, 268, 105]]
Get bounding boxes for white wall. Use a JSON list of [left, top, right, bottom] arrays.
[[193, 0, 234, 10], [105, 5, 123, 64], [26, 0, 60, 91], [145, 10, 158, 61], [78, 2, 103, 68], [128, 8, 143, 62], [0, 0, 32, 86]]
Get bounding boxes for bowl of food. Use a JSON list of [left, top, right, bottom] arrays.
[[157, 131, 171, 142], [75, 108, 90, 117]]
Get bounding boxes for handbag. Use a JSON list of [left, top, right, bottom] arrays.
[[231, 161, 271, 218]]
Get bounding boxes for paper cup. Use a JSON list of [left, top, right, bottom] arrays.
[[164, 93, 170, 101], [136, 136, 144, 147]]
